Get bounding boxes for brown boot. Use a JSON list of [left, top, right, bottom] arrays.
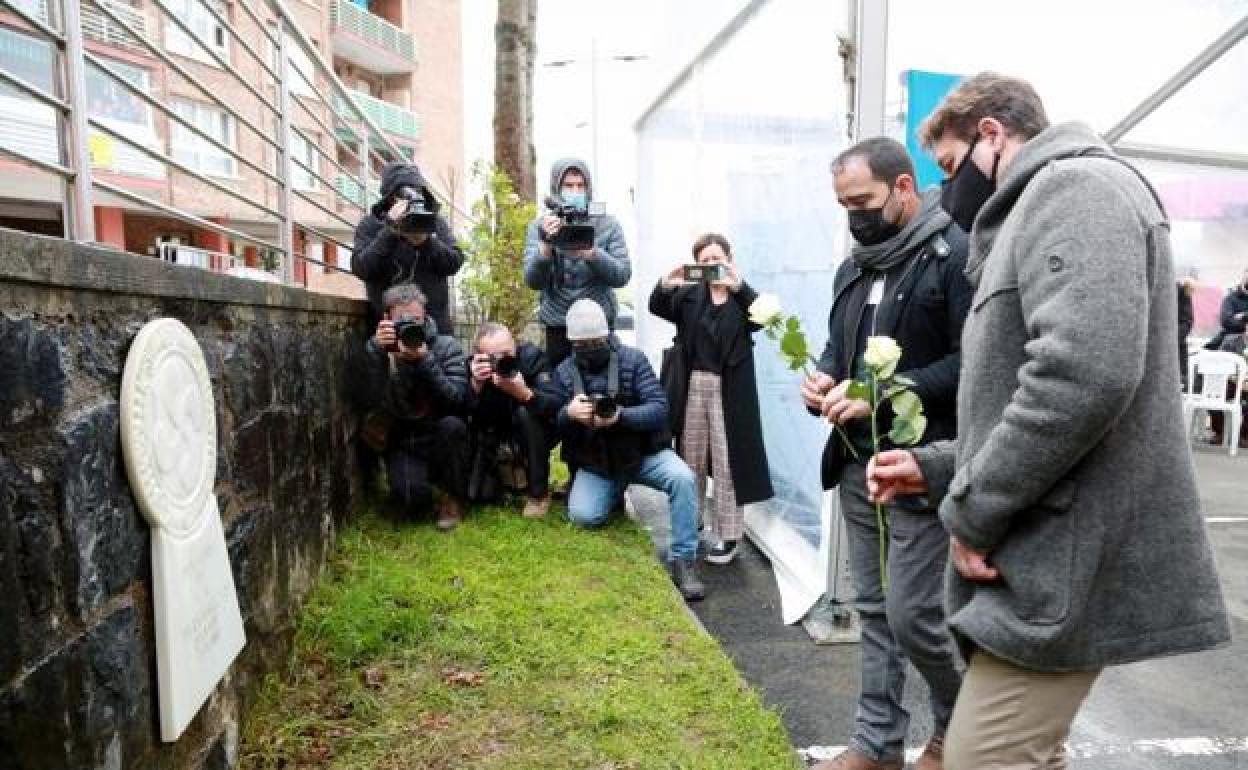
[[914, 734, 944, 770], [810, 748, 902, 770], [435, 496, 464, 531], [522, 495, 550, 519]]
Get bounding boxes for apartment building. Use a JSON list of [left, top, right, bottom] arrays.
[[0, 0, 463, 297]]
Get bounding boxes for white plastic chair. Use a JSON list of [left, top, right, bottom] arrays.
[[1183, 351, 1247, 456]]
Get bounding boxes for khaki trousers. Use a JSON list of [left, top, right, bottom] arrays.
[[945, 651, 1101, 770]]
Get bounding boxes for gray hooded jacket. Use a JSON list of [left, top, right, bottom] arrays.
[[914, 122, 1230, 671], [523, 158, 631, 327]]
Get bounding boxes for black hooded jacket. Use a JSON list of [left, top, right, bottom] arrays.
[[352, 163, 465, 332]]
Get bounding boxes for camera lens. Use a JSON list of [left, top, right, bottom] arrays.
[[593, 394, 617, 419], [493, 354, 518, 378]]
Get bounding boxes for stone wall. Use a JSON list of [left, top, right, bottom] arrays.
[[0, 228, 369, 770]]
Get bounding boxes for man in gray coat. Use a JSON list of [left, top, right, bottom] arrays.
[[524, 158, 631, 366], [869, 73, 1230, 770]]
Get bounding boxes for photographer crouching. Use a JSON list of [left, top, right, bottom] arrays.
[[466, 323, 560, 518], [360, 284, 472, 530], [352, 162, 464, 333], [550, 300, 705, 602]]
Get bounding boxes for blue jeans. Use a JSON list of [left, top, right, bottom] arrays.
[[567, 449, 700, 561]]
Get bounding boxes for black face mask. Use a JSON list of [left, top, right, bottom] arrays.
[[847, 188, 902, 246], [940, 134, 1000, 232], [575, 345, 612, 372]]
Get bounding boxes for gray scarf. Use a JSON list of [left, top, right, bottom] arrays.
[[851, 189, 951, 273]]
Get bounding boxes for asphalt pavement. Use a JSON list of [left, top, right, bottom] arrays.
[[626, 447, 1248, 768]]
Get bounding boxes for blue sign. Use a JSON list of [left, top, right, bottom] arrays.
[[903, 70, 964, 190]]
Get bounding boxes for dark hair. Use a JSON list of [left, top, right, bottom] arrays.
[[473, 321, 512, 349], [381, 284, 427, 312], [919, 72, 1050, 148], [691, 233, 732, 260], [831, 137, 915, 187]]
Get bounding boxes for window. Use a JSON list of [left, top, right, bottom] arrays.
[[289, 131, 319, 191], [164, 0, 229, 65], [171, 100, 235, 176], [281, 32, 317, 98], [86, 59, 151, 128]]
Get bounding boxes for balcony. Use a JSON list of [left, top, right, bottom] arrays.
[[82, 0, 147, 55], [334, 89, 420, 142], [335, 172, 380, 209], [328, 0, 415, 75]]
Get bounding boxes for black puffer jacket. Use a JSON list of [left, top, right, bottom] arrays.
[[547, 341, 671, 477], [359, 332, 471, 424], [352, 163, 465, 332]]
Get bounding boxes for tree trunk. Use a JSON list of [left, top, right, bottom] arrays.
[[494, 0, 538, 202]]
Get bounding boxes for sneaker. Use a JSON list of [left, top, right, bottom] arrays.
[[669, 559, 706, 601], [522, 495, 550, 519], [435, 497, 464, 531], [705, 539, 738, 565]]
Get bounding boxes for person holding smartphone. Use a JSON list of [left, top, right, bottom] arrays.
[[648, 233, 773, 566]]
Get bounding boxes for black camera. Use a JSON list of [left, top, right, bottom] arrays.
[[543, 195, 596, 251], [391, 185, 438, 236], [489, 353, 519, 378], [682, 263, 725, 282], [393, 317, 428, 350], [589, 393, 618, 419]]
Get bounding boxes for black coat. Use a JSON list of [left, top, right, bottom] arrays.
[[649, 281, 774, 506], [815, 223, 972, 489], [351, 163, 465, 333], [466, 342, 560, 426]]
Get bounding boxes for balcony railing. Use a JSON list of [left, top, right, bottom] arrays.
[[81, 0, 145, 53], [334, 89, 419, 141], [328, 0, 414, 71], [335, 172, 379, 208]]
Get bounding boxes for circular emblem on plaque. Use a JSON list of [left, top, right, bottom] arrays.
[[120, 319, 217, 539]]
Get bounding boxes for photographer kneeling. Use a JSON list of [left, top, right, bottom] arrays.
[[466, 323, 559, 518], [361, 284, 472, 530], [550, 300, 705, 602]]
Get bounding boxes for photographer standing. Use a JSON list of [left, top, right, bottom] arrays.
[[353, 162, 464, 333], [360, 284, 473, 530], [550, 300, 705, 602], [466, 323, 560, 518], [524, 158, 631, 365], [648, 234, 772, 566]]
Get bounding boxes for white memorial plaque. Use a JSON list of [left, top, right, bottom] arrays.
[[120, 318, 245, 742]]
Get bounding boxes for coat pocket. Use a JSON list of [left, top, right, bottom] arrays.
[[989, 477, 1078, 625]]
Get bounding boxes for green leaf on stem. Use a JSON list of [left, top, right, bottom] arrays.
[[890, 390, 922, 419], [846, 380, 872, 401], [888, 414, 928, 446]]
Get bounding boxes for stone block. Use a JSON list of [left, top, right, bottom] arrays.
[[0, 317, 65, 432], [61, 403, 147, 620]]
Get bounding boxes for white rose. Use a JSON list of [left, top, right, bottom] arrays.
[[749, 293, 784, 327], [864, 336, 902, 379]]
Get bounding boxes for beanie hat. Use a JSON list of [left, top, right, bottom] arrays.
[[565, 299, 609, 341]]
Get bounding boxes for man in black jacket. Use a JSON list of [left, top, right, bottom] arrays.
[[804, 138, 972, 770], [361, 284, 472, 530], [466, 323, 559, 518], [352, 162, 464, 333]]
